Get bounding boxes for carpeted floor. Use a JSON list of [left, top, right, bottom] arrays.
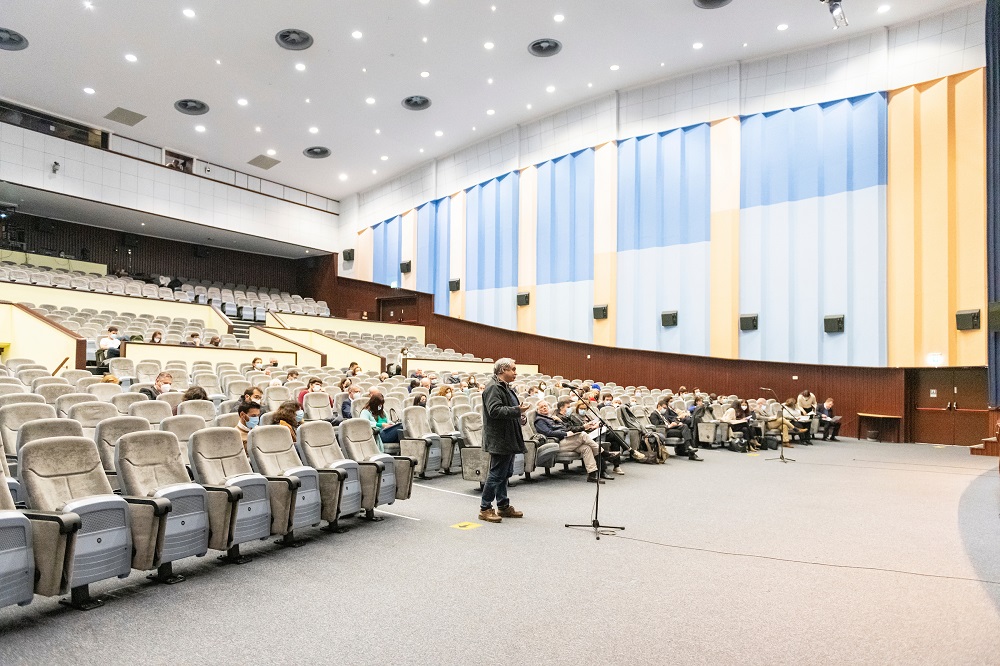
[[1, 438, 997, 665]]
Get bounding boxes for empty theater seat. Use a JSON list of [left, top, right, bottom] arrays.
[[427, 405, 464, 474], [94, 416, 152, 489], [338, 418, 415, 519], [0, 402, 58, 477], [400, 406, 443, 478], [296, 421, 362, 520], [247, 425, 327, 538], [458, 412, 491, 488]]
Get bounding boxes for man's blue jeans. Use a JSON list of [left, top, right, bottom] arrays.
[[480, 453, 515, 510]]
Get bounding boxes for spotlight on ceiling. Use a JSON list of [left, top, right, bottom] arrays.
[[692, 0, 733, 7], [822, 0, 849, 29]]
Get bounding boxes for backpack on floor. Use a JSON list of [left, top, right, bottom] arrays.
[[635, 433, 662, 464], [727, 434, 748, 453]]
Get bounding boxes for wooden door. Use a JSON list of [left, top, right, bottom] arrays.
[[910, 367, 989, 445], [378, 296, 417, 323], [951, 367, 989, 446]]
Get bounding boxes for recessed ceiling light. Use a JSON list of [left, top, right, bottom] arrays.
[[140, 222, 145, 226], [434, 130, 443, 137], [255, 126, 261, 132], [546, 85, 555, 92], [305, 250, 310, 254], [352, 30, 363, 39], [182, 8, 195, 18], [877, 4, 890, 13], [609, 64, 619, 71], [660, 62, 665, 66], [309, 126, 319, 134], [83, 87, 95, 94], [366, 97, 376, 104], [526, 103, 532, 109], [305, 98, 310, 103], [743, 43, 748, 47], [194, 125, 206, 132], [587, 83, 592, 88], [380, 155, 388, 161], [375, 128, 381, 134], [237, 98, 248, 106], [554, 14, 564, 22], [339, 173, 348, 181], [295, 63, 306, 71], [83, 1, 93, 8], [372, 169, 378, 174], [422, 36, 428, 43], [125, 53, 137, 62], [472, 126, 477, 131], [487, 77, 493, 84], [486, 109, 495, 115], [693, 42, 703, 49], [419, 148, 424, 153], [777, 23, 789, 31], [215, 59, 221, 65], [266, 149, 276, 156], [420, 71, 430, 78], [484, 41, 495, 50], [491, 5, 496, 11], [419, 0, 430, 4]]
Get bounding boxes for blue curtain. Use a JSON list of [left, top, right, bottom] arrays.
[[416, 198, 451, 315], [465, 172, 519, 328], [372, 215, 402, 287]]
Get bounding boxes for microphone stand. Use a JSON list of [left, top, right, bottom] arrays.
[[562, 384, 625, 540], [761, 388, 795, 463]]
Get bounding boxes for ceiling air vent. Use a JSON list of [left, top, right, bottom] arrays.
[[528, 38, 562, 57], [693, 0, 733, 8], [0, 28, 28, 51], [174, 99, 209, 115], [303, 146, 331, 159], [401, 95, 432, 111], [275, 28, 314, 50], [247, 154, 281, 170], [104, 107, 147, 126]]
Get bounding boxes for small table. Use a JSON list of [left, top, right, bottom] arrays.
[[857, 413, 902, 443]]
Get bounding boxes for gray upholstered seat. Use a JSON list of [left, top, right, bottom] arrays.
[[297, 421, 362, 519], [159, 415, 205, 466], [94, 416, 151, 484], [302, 391, 333, 421], [400, 406, 443, 478], [212, 412, 240, 428], [55, 392, 98, 418], [177, 399, 217, 426], [0, 393, 45, 410], [458, 412, 491, 487], [128, 400, 173, 427], [428, 405, 463, 472], [0, 474, 36, 608], [263, 386, 290, 412], [87, 383, 123, 401], [248, 425, 327, 537], [35, 383, 75, 405], [0, 403, 58, 477], [68, 401, 118, 441], [157, 392, 184, 410], [110, 391, 148, 415], [338, 417, 415, 517], [16, 418, 84, 456]]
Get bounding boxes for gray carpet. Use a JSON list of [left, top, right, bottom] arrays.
[[1, 438, 997, 665]]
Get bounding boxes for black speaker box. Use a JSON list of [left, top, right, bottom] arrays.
[[516, 292, 530, 306], [739, 314, 758, 331], [194, 245, 209, 258], [449, 279, 461, 292], [593, 305, 608, 320], [824, 315, 845, 333], [661, 311, 678, 327], [122, 233, 140, 248], [956, 309, 981, 331], [400, 260, 411, 274], [342, 248, 355, 262]]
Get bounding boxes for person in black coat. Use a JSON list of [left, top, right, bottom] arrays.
[[649, 397, 703, 461], [478, 358, 528, 524], [817, 398, 841, 441]]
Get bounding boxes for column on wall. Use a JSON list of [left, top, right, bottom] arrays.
[[887, 70, 987, 368], [517, 166, 538, 334], [449, 190, 467, 319], [709, 117, 741, 359], [354, 226, 375, 282], [400, 209, 417, 291], [593, 141, 617, 347]]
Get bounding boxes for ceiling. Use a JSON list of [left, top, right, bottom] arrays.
[[0, 0, 973, 202]]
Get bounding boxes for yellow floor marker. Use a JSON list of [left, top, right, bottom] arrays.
[[451, 522, 483, 530]]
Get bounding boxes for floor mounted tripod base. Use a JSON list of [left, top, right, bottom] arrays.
[[565, 520, 625, 541]]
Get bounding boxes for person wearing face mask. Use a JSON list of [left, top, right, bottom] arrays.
[[273, 400, 302, 442], [139, 372, 173, 400], [236, 401, 262, 451], [180, 332, 201, 347], [236, 386, 264, 412], [413, 394, 428, 408], [722, 400, 759, 451], [149, 330, 163, 344], [251, 357, 265, 372], [561, 399, 624, 475], [535, 400, 608, 483], [343, 385, 362, 420], [649, 396, 703, 461], [297, 378, 334, 408]]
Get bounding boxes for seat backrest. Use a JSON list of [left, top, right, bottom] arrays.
[[31, 376, 68, 391], [0, 403, 58, 455], [68, 401, 118, 428], [402, 405, 432, 438], [16, 418, 84, 454], [427, 395, 448, 409], [159, 415, 205, 464], [0, 392, 46, 409], [94, 416, 151, 472], [297, 420, 347, 468], [55, 392, 99, 417], [428, 405, 457, 434], [452, 403, 472, 422], [128, 400, 173, 426], [0, 383, 27, 398], [459, 412, 484, 448], [107, 358, 135, 377], [188, 427, 254, 484], [87, 383, 124, 401], [19, 436, 114, 511], [303, 391, 332, 420], [263, 385, 290, 411], [176, 399, 216, 424], [36, 383, 75, 404], [351, 396, 369, 418], [247, 425, 304, 475], [338, 417, 381, 462], [110, 392, 148, 415], [116, 431, 191, 495]]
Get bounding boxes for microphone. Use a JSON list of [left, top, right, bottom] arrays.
[[560, 381, 581, 389], [760, 387, 772, 392]]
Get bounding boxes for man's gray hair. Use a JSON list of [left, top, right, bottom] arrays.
[[493, 357, 516, 375]]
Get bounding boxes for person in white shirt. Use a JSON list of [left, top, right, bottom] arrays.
[[98, 326, 124, 359]]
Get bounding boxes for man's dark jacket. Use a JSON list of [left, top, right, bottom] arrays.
[[482, 376, 526, 455]]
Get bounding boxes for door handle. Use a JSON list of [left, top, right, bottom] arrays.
[[945, 402, 952, 410]]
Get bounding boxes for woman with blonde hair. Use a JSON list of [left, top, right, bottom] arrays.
[[436, 385, 453, 400]]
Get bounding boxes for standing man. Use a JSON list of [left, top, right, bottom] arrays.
[[478, 358, 528, 524]]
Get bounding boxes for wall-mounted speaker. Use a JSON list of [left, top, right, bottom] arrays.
[[516, 292, 530, 306], [739, 314, 758, 331], [956, 309, 981, 331], [194, 245, 209, 258], [122, 233, 140, 248], [660, 311, 678, 327], [342, 248, 355, 262], [399, 260, 411, 274], [593, 305, 608, 320], [989, 302, 1000, 332], [449, 278, 461, 292], [824, 315, 845, 334]]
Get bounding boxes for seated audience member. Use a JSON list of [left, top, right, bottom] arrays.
[[419, 377, 432, 392], [650, 397, 702, 461], [240, 385, 264, 405], [526, 386, 540, 397], [180, 333, 202, 347], [413, 394, 428, 408], [140, 372, 173, 400], [149, 330, 163, 344], [722, 400, 759, 451], [348, 362, 362, 377], [298, 378, 334, 407], [379, 372, 390, 382], [208, 335, 222, 347], [560, 398, 624, 475], [175, 386, 208, 414], [783, 398, 813, 442], [408, 379, 420, 393], [283, 370, 300, 385], [338, 377, 353, 392], [817, 398, 841, 441], [99, 326, 125, 359], [446, 372, 461, 385], [534, 400, 609, 483], [273, 400, 302, 442], [167, 276, 183, 290], [236, 401, 261, 451], [459, 380, 470, 392], [102, 374, 120, 384], [797, 389, 818, 414], [343, 385, 363, 420], [467, 375, 480, 390], [437, 385, 454, 401], [361, 394, 402, 452], [755, 399, 792, 447], [251, 357, 265, 371], [409, 368, 424, 379]]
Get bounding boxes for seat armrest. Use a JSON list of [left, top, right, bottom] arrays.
[[358, 459, 385, 473], [202, 484, 244, 502], [265, 475, 301, 491], [122, 495, 172, 516], [317, 468, 346, 481], [22, 510, 82, 535]]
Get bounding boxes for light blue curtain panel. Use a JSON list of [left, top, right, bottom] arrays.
[[739, 92, 888, 366], [465, 172, 519, 329], [372, 214, 403, 287], [616, 123, 712, 354], [416, 198, 451, 316], [536, 149, 595, 343]]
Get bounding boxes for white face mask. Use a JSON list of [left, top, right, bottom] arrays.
[[160, 383, 172, 392], [253, 363, 262, 370]]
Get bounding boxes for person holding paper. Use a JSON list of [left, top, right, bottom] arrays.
[[818, 398, 842, 441], [98, 326, 125, 359]]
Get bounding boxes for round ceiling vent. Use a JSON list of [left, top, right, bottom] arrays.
[[0, 28, 29, 51], [528, 38, 562, 57], [174, 99, 210, 115], [401, 95, 432, 111], [275, 29, 314, 50], [303, 146, 331, 159], [693, 0, 733, 8]]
